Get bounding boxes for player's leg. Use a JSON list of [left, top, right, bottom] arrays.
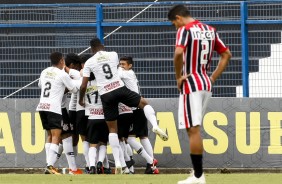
[[97, 144, 107, 174], [125, 141, 134, 174], [45, 131, 51, 166], [101, 92, 122, 174], [60, 107, 82, 175], [137, 98, 168, 141], [127, 136, 158, 174], [103, 154, 112, 174], [39, 111, 51, 168], [43, 112, 62, 175], [118, 86, 168, 141], [178, 91, 210, 184], [86, 119, 100, 174], [76, 110, 90, 171], [135, 108, 154, 158], [46, 128, 62, 175], [107, 120, 122, 174], [69, 110, 78, 156], [117, 113, 133, 173]]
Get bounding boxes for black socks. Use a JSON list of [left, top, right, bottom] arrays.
[[190, 154, 203, 178]]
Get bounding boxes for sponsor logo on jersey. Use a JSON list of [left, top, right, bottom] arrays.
[[89, 108, 104, 115], [119, 105, 132, 113], [104, 81, 121, 91], [37, 103, 50, 110], [190, 28, 215, 40]]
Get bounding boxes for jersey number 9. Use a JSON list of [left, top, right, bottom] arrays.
[[102, 64, 113, 79]]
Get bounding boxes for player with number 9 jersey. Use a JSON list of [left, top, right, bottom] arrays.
[[83, 51, 124, 95]]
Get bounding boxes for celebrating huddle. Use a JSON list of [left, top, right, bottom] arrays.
[[36, 38, 169, 175]]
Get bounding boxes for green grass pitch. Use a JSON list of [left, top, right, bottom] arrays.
[[0, 174, 281, 184]]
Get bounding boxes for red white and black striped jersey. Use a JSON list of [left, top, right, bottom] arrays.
[[175, 20, 228, 94]]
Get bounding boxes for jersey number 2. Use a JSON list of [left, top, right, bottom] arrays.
[[200, 40, 209, 64], [43, 82, 51, 97]]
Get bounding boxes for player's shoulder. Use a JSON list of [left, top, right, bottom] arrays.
[[107, 51, 118, 57]]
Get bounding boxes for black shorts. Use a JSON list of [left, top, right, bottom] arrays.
[[61, 108, 74, 134], [86, 119, 109, 144], [129, 108, 148, 138], [101, 86, 141, 121], [117, 113, 133, 139], [75, 110, 88, 136], [68, 110, 77, 133], [39, 111, 62, 130]]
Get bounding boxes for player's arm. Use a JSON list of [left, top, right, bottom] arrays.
[[210, 32, 232, 84], [210, 49, 231, 84], [38, 78, 42, 88], [79, 77, 89, 107], [61, 73, 78, 93], [174, 47, 188, 92], [79, 63, 91, 106]]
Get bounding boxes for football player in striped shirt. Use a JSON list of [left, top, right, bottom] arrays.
[[168, 5, 231, 184]]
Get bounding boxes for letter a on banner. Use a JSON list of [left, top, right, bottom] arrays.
[[0, 113, 16, 153], [154, 112, 181, 154], [21, 112, 45, 154]]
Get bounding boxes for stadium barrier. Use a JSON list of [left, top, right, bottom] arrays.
[[1, 98, 282, 168]]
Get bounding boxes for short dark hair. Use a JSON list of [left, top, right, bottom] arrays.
[[168, 5, 191, 21], [90, 38, 103, 49], [50, 52, 63, 65], [80, 54, 93, 64], [65, 53, 81, 67], [120, 56, 133, 66]]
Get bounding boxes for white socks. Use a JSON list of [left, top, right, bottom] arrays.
[[127, 137, 153, 164], [57, 143, 64, 160], [82, 141, 90, 168], [89, 147, 97, 167], [47, 143, 59, 166], [109, 133, 121, 167], [45, 143, 51, 164], [103, 154, 110, 168], [62, 136, 77, 171], [126, 143, 133, 157], [141, 138, 154, 158], [120, 141, 131, 162], [143, 105, 158, 128], [98, 145, 107, 163]]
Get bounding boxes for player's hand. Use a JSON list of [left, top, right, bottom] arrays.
[[176, 74, 189, 93], [210, 76, 215, 84], [79, 99, 85, 107]]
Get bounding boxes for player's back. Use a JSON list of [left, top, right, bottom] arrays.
[[183, 20, 217, 75], [37, 67, 69, 114], [84, 51, 124, 95], [177, 20, 227, 93]]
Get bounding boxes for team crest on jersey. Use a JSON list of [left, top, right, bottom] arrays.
[[45, 71, 57, 79], [97, 55, 109, 62]]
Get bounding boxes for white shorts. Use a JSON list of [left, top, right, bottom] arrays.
[[178, 91, 211, 129]]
